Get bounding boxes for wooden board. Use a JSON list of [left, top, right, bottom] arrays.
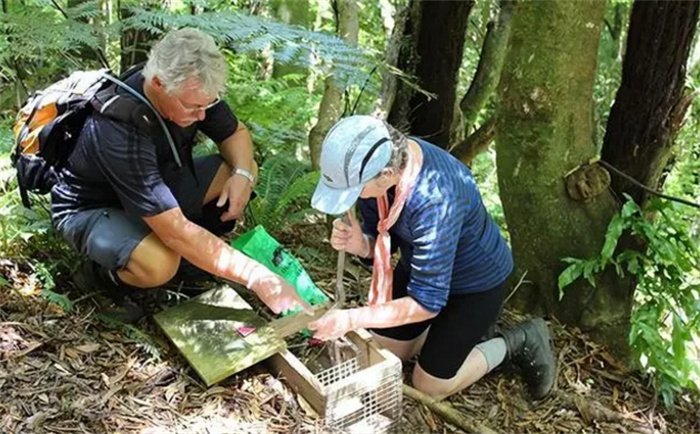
[[267, 304, 329, 339], [154, 284, 286, 386]]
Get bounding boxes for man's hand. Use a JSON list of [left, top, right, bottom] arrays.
[[330, 211, 370, 257], [249, 273, 311, 315], [308, 309, 355, 341], [217, 174, 252, 221]]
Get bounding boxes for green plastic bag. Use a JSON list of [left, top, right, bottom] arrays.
[[231, 225, 329, 314]]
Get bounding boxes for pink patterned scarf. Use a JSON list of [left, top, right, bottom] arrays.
[[368, 142, 423, 305]]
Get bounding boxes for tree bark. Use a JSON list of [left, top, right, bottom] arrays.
[[459, 0, 515, 136], [496, 0, 630, 357], [307, 0, 358, 170], [387, 0, 473, 148], [376, 5, 407, 117], [451, 116, 495, 166], [601, 0, 699, 206]]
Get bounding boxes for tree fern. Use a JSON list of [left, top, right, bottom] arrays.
[[0, 2, 101, 82], [65, 0, 104, 21], [120, 8, 378, 90], [271, 170, 320, 224], [34, 261, 74, 312], [2, 2, 417, 105], [247, 153, 320, 228]]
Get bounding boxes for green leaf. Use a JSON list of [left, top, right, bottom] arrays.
[[671, 314, 688, 367], [582, 261, 598, 288], [620, 195, 640, 218], [41, 288, 73, 312], [601, 214, 625, 261], [558, 263, 584, 299], [660, 384, 675, 408], [627, 255, 640, 275]]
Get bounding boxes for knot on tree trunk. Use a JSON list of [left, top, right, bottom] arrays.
[[565, 163, 611, 202]]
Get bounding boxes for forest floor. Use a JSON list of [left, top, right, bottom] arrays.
[[1, 223, 699, 434]]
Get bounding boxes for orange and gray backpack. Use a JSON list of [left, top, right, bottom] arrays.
[[11, 66, 180, 207]]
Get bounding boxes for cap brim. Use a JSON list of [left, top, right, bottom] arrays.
[[311, 179, 364, 215]]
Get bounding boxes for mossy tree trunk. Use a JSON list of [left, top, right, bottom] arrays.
[[497, 0, 630, 356]]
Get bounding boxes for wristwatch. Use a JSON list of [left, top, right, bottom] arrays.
[[231, 167, 257, 185]]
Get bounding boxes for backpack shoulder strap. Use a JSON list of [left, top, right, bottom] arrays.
[[119, 62, 147, 81], [92, 72, 182, 168]]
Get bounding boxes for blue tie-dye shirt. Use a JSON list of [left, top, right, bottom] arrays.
[[357, 139, 513, 313]]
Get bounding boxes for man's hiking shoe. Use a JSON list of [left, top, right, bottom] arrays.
[[500, 318, 556, 400], [72, 260, 145, 324]]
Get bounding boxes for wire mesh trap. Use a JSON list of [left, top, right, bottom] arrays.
[[269, 329, 403, 433]]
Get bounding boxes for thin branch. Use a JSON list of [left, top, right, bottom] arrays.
[[598, 159, 700, 209], [403, 385, 501, 434]]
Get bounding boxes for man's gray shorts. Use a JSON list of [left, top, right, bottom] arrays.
[[56, 155, 229, 271]]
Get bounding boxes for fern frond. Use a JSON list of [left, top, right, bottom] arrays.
[[66, 0, 103, 21], [249, 153, 318, 228], [98, 315, 162, 360], [120, 8, 378, 89], [271, 171, 320, 223], [41, 288, 73, 312]]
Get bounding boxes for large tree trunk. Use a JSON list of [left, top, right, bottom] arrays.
[[377, 5, 407, 117], [497, 0, 630, 356], [387, 0, 473, 148], [307, 0, 358, 170], [601, 0, 699, 205], [271, 0, 310, 80]]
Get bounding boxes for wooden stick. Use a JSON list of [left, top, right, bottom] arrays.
[[268, 304, 329, 339], [403, 385, 500, 434]]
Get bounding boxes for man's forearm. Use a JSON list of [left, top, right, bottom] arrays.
[[219, 122, 255, 173], [146, 210, 266, 287], [348, 296, 437, 329]]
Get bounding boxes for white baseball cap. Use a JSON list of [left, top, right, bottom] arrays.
[[311, 115, 393, 215]]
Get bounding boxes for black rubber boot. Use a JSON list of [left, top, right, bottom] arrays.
[[500, 318, 556, 400], [72, 260, 145, 324]]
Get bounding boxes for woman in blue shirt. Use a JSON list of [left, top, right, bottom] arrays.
[[308, 115, 555, 400]]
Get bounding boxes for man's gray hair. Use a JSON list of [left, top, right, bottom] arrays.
[[143, 27, 227, 96]]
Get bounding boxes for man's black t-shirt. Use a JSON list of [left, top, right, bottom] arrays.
[[51, 73, 238, 224]]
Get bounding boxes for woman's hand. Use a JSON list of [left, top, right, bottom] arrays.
[[308, 309, 355, 341], [330, 211, 370, 258]]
